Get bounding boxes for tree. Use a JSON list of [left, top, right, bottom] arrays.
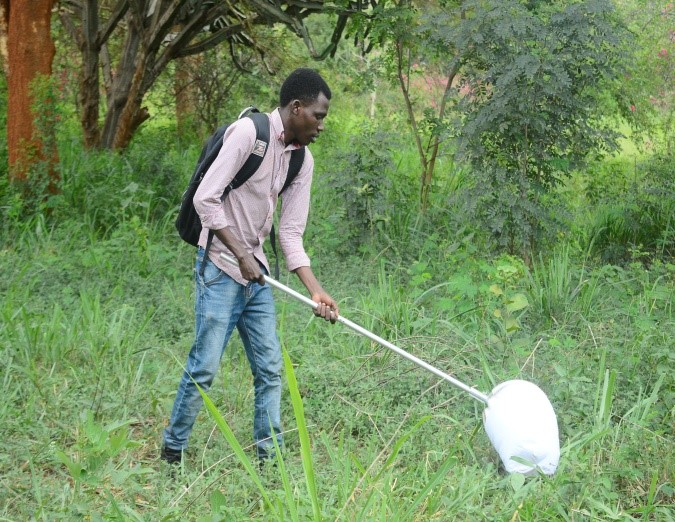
[[1, 0, 59, 190], [174, 52, 202, 135], [452, 0, 630, 263], [360, 0, 465, 211], [617, 0, 674, 154], [171, 47, 253, 132], [58, 0, 372, 150]]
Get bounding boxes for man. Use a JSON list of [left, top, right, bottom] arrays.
[[162, 68, 339, 465]]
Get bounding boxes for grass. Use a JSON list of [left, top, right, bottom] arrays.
[[0, 125, 673, 519], [1, 207, 672, 520]]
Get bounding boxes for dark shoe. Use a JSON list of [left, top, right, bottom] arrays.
[[161, 445, 183, 465], [258, 456, 278, 471]]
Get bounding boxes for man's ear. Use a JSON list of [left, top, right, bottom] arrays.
[[291, 99, 301, 115]]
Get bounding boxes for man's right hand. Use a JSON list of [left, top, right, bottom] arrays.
[[213, 227, 265, 285], [236, 252, 265, 285]]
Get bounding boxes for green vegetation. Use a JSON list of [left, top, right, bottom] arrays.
[[1, 96, 672, 518], [1, 0, 673, 520]]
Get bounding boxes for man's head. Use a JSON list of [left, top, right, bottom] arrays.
[[279, 68, 331, 147]]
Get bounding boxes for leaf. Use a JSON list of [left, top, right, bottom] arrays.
[[210, 490, 227, 513], [496, 264, 518, 276], [55, 450, 83, 481], [197, 382, 278, 516], [122, 182, 139, 193], [505, 293, 529, 312], [504, 317, 520, 332], [378, 416, 431, 478], [432, 298, 456, 311], [398, 453, 457, 520], [283, 349, 322, 522], [489, 284, 504, 296], [510, 472, 526, 492]]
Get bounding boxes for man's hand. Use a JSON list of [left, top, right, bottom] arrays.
[[213, 227, 265, 285], [312, 291, 339, 323], [295, 266, 339, 324], [237, 252, 265, 285]]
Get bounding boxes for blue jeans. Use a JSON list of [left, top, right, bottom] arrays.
[[163, 250, 282, 459]]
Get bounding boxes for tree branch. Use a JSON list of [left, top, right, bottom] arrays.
[[284, 0, 365, 15], [98, 0, 129, 47], [247, 0, 305, 34], [396, 39, 426, 172], [126, 0, 145, 27], [176, 22, 247, 57], [150, 8, 214, 84], [58, 8, 84, 49], [425, 59, 462, 182], [147, 0, 185, 51], [101, 43, 113, 95]]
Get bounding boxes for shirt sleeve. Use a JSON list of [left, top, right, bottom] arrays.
[[193, 118, 256, 231], [278, 148, 314, 271]]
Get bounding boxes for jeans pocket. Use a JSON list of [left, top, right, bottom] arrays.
[[200, 257, 225, 287]]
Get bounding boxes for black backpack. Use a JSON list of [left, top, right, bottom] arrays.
[[175, 107, 305, 276]]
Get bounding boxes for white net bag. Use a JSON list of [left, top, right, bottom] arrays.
[[483, 379, 560, 476]]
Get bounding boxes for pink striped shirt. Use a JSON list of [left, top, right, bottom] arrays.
[[194, 108, 313, 285]]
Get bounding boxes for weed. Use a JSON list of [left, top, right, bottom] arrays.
[[1, 89, 673, 520]]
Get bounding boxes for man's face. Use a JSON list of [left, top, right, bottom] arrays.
[[291, 92, 330, 146]]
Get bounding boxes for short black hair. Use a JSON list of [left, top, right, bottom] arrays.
[[279, 68, 332, 107]]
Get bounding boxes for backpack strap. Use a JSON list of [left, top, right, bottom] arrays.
[[269, 146, 306, 278], [201, 112, 270, 277], [281, 147, 306, 195]]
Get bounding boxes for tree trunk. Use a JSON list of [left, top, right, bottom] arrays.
[[0, 0, 9, 76], [6, 0, 58, 190], [111, 51, 151, 150], [80, 0, 100, 149], [175, 53, 200, 136], [100, 22, 143, 149]]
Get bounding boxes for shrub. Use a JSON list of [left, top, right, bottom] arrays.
[[587, 154, 674, 263], [55, 128, 197, 235], [311, 122, 401, 255]]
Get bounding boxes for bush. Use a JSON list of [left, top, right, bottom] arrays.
[[55, 128, 198, 235], [587, 154, 674, 263], [310, 122, 402, 255]]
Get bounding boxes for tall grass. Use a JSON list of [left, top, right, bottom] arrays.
[[527, 246, 600, 323], [197, 347, 461, 521], [1, 125, 673, 520]]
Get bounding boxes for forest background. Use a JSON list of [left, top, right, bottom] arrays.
[[0, 0, 673, 520]]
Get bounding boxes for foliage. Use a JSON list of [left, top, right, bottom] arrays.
[[0, 124, 673, 519], [312, 122, 398, 254], [584, 153, 674, 263], [55, 0, 377, 150], [527, 245, 595, 324], [3, 74, 63, 219], [454, 0, 631, 261], [153, 23, 305, 139], [52, 128, 196, 235], [1, 8, 674, 517], [54, 412, 145, 501], [616, 0, 674, 153], [355, 0, 461, 210]]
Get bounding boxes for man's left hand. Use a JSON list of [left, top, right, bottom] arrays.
[[312, 292, 339, 323]]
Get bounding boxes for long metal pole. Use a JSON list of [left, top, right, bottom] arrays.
[[220, 253, 489, 404]]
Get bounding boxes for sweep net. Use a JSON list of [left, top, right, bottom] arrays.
[[483, 379, 560, 476]]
